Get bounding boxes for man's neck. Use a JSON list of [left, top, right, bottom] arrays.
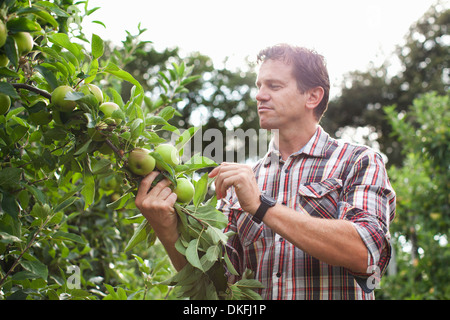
[[273, 123, 318, 160]]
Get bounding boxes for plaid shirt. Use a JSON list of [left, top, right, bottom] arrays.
[[219, 126, 396, 300]]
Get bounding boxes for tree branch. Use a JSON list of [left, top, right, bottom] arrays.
[[12, 83, 52, 100]]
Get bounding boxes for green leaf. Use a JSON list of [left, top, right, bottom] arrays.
[[106, 192, 132, 210], [160, 263, 195, 286], [7, 17, 41, 32], [0, 167, 23, 189], [146, 115, 170, 126], [4, 37, 18, 68], [31, 9, 59, 29], [0, 231, 22, 244], [30, 203, 51, 220], [125, 219, 150, 252], [175, 126, 201, 151], [1, 193, 20, 220], [103, 284, 118, 300], [35, 1, 70, 17], [129, 118, 144, 140], [20, 259, 48, 280], [235, 278, 265, 289], [194, 205, 228, 229], [91, 34, 104, 60], [185, 238, 203, 271], [150, 152, 176, 180], [193, 173, 208, 208], [34, 65, 58, 90], [53, 196, 78, 213], [74, 139, 92, 156], [0, 82, 20, 99], [48, 33, 82, 62], [223, 250, 239, 276], [180, 75, 201, 86], [81, 172, 95, 209], [0, 67, 19, 78], [104, 62, 143, 95], [205, 244, 221, 262], [205, 226, 228, 245], [53, 231, 85, 244]]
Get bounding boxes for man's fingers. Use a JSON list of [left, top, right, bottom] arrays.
[[150, 177, 172, 195], [208, 162, 233, 178], [136, 171, 160, 200], [212, 164, 243, 199], [166, 192, 178, 206]]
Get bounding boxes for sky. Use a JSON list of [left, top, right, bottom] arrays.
[[81, 0, 447, 95]]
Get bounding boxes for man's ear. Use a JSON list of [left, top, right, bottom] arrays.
[[305, 87, 324, 110]]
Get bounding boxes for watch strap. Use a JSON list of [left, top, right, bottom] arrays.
[[252, 195, 275, 224]]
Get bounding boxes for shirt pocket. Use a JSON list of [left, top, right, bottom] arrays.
[[297, 178, 343, 219]]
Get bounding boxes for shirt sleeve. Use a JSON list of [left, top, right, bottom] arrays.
[[340, 149, 396, 288]]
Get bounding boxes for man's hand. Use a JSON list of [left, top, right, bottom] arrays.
[[208, 162, 261, 215], [135, 171, 178, 241], [134, 171, 187, 271]]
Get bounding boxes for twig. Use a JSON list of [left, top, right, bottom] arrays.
[[174, 203, 207, 228], [12, 83, 52, 100], [0, 214, 52, 288], [104, 138, 124, 160]]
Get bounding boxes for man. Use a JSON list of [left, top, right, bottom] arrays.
[[135, 44, 396, 299]]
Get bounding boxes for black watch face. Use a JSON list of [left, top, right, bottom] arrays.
[[261, 194, 276, 206]]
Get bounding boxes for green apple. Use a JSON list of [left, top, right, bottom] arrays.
[[100, 175, 118, 190], [0, 20, 7, 48], [110, 193, 120, 202], [155, 143, 179, 170], [128, 148, 156, 176], [80, 83, 103, 104], [12, 32, 33, 55], [51, 85, 77, 112], [0, 54, 9, 67], [99, 102, 122, 124], [0, 93, 11, 115], [173, 177, 195, 204]]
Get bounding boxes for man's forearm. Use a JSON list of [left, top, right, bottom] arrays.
[[157, 232, 187, 272], [262, 204, 369, 273]]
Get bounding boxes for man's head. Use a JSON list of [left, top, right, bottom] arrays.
[[257, 44, 330, 122]]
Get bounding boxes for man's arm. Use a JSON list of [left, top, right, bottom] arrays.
[[263, 204, 368, 273], [135, 171, 187, 271], [209, 163, 369, 274]]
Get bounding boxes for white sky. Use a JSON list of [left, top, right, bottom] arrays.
[[81, 0, 448, 96]]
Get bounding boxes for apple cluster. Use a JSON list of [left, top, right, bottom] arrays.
[[128, 144, 195, 204], [0, 19, 34, 115], [50, 83, 123, 140]]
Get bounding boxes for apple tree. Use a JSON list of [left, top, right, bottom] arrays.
[[0, 0, 261, 300]]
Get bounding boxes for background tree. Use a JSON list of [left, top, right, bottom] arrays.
[[380, 92, 449, 299], [322, 3, 449, 167]]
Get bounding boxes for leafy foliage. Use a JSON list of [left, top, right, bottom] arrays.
[[379, 92, 449, 299], [323, 4, 449, 167], [0, 0, 261, 300]]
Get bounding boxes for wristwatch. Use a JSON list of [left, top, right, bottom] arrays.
[[252, 194, 276, 224]]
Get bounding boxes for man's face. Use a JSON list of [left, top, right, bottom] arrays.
[[255, 59, 310, 131]]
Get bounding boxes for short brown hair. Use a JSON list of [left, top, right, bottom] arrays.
[[257, 44, 330, 121]]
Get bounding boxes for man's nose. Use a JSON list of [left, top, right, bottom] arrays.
[[255, 88, 270, 102]]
